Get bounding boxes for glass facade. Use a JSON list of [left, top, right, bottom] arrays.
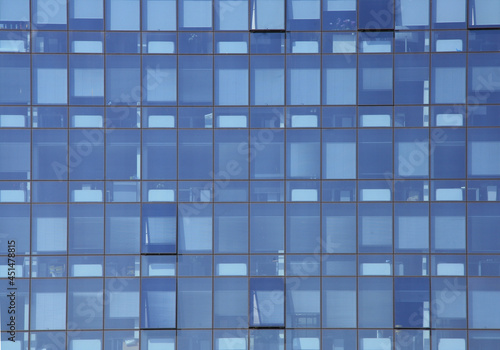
[[0, 0, 499, 349]]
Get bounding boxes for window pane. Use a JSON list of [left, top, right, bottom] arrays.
[[251, 0, 284, 30], [178, 278, 213, 328], [250, 278, 284, 327], [322, 277, 356, 327], [215, 203, 248, 253], [214, 278, 248, 328], [33, 55, 67, 105], [142, 278, 176, 328], [106, 0, 139, 30], [143, 0, 176, 30], [0, 54, 30, 104]]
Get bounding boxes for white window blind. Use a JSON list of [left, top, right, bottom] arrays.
[[73, 68, 104, 97], [146, 0, 176, 30], [74, 0, 103, 19], [109, 0, 140, 30], [35, 292, 66, 329], [434, 67, 465, 104], [218, 69, 248, 105], [470, 141, 500, 176], [397, 216, 429, 250]]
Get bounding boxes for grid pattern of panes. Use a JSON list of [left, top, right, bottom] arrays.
[[1, 0, 500, 349]]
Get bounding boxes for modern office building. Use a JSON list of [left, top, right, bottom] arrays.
[[0, 0, 500, 349]]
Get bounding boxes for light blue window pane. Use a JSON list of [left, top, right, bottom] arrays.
[[33, 0, 67, 29], [31, 279, 66, 330], [287, 0, 320, 30], [214, 330, 248, 350], [69, 256, 103, 277], [469, 279, 500, 329], [178, 255, 212, 276], [431, 277, 466, 328], [287, 130, 320, 179], [70, 181, 104, 203], [322, 278, 356, 327], [250, 330, 284, 350], [179, 56, 213, 105], [32, 31, 67, 53], [69, 129, 104, 180], [67, 331, 102, 350], [33, 204, 66, 254], [215, 32, 249, 54], [250, 180, 284, 202], [359, 203, 393, 253], [0, 280, 27, 331], [104, 331, 138, 349], [0, 105, 29, 128], [69, 32, 103, 53], [105, 32, 140, 54], [215, 181, 248, 202], [469, 30, 500, 52], [395, 330, 430, 350], [322, 55, 356, 105], [395, 203, 429, 253], [106, 55, 140, 105], [432, 0, 466, 28], [29, 332, 64, 349], [0, 54, 30, 104], [322, 129, 356, 179], [104, 278, 140, 329], [287, 56, 320, 105], [69, 204, 104, 254], [395, 129, 429, 178], [359, 32, 392, 53], [250, 255, 284, 276], [178, 330, 212, 350], [431, 129, 465, 179], [33, 55, 67, 105], [359, 0, 393, 29], [142, 204, 176, 254], [358, 55, 393, 105], [431, 54, 466, 104], [69, 0, 104, 30], [468, 203, 500, 253], [0, 130, 30, 180], [468, 53, 500, 104], [395, 54, 429, 104], [178, 278, 213, 328], [323, 330, 357, 350], [250, 33, 285, 54], [323, 0, 357, 31], [143, 56, 176, 105], [215, 255, 248, 276], [250, 56, 285, 105], [322, 203, 356, 253], [70, 106, 104, 128], [143, 32, 177, 54], [33, 181, 67, 202], [105, 204, 140, 254], [106, 130, 140, 180], [470, 330, 500, 349], [180, 0, 213, 29], [141, 256, 175, 277], [216, 0, 248, 30], [468, 129, 500, 177], [395, 277, 429, 328], [431, 330, 466, 350], [143, 130, 177, 180], [179, 32, 213, 53], [286, 203, 320, 253], [141, 330, 176, 350], [287, 255, 320, 276], [142, 278, 176, 328], [250, 278, 284, 327], [470, 0, 500, 27], [322, 255, 356, 276], [179, 204, 213, 253], [431, 203, 465, 253], [214, 278, 248, 328], [396, 0, 429, 29], [286, 278, 320, 328], [432, 31, 465, 52], [143, 0, 176, 30], [250, 203, 284, 253], [0, 0, 29, 28], [358, 129, 393, 179], [215, 203, 248, 253], [359, 278, 393, 328], [32, 130, 67, 180], [106, 256, 139, 277], [215, 56, 248, 105], [68, 279, 103, 329], [251, 0, 284, 30], [250, 130, 284, 179], [106, 0, 139, 30], [143, 107, 177, 128], [179, 130, 213, 180]]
